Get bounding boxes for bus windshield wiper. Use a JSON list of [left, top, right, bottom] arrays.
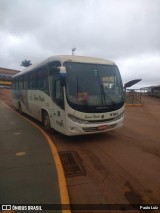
[[100, 84, 107, 105]]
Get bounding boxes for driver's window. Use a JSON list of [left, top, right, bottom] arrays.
[[48, 61, 64, 109]]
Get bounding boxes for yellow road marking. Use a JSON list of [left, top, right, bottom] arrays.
[[2, 102, 71, 213], [16, 152, 26, 156], [39, 131, 71, 213], [125, 103, 143, 107]]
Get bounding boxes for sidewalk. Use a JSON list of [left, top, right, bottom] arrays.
[[0, 101, 70, 213]]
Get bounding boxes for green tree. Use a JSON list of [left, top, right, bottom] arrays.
[[20, 59, 32, 67]]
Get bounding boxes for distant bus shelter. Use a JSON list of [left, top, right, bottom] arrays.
[[140, 85, 160, 98]]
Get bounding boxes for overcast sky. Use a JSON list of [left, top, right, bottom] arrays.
[[0, 0, 160, 88]]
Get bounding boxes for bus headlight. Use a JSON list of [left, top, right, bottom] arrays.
[[114, 112, 124, 120], [68, 114, 89, 124]]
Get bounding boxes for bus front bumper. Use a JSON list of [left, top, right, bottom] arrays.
[[66, 116, 124, 136]]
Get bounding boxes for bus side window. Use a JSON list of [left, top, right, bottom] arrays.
[[15, 78, 18, 89], [24, 74, 29, 89], [37, 66, 49, 94], [49, 61, 61, 75], [13, 78, 16, 89], [17, 77, 20, 89], [29, 70, 37, 89], [54, 79, 64, 108], [19, 75, 24, 89], [48, 61, 64, 107]]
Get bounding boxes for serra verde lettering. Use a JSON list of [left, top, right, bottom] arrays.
[[34, 95, 44, 102]]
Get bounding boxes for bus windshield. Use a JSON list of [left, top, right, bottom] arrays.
[[64, 62, 124, 112]]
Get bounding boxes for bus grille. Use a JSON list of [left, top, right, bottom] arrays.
[[83, 123, 117, 132], [86, 118, 115, 124]]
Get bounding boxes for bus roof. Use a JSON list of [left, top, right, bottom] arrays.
[[48, 55, 115, 65], [13, 55, 115, 77]]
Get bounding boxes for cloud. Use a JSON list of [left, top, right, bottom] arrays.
[[0, 0, 160, 87], [117, 53, 160, 88]]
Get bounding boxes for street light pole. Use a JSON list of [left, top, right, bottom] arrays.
[[72, 48, 76, 55]]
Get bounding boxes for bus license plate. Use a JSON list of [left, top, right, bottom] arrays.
[[97, 125, 108, 131]]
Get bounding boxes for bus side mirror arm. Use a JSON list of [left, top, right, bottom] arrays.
[[124, 79, 142, 89]]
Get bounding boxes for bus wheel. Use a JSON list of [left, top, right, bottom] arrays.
[[43, 111, 51, 132], [18, 102, 23, 114]]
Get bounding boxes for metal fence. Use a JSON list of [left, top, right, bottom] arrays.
[[125, 90, 143, 106]]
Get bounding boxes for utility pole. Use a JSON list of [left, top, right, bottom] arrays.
[[72, 48, 76, 55]]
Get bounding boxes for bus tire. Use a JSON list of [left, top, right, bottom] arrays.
[[18, 102, 23, 114], [42, 111, 52, 133]]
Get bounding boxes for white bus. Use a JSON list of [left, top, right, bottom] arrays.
[[12, 55, 124, 136]]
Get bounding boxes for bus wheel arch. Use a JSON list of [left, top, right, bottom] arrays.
[[41, 109, 52, 132]]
